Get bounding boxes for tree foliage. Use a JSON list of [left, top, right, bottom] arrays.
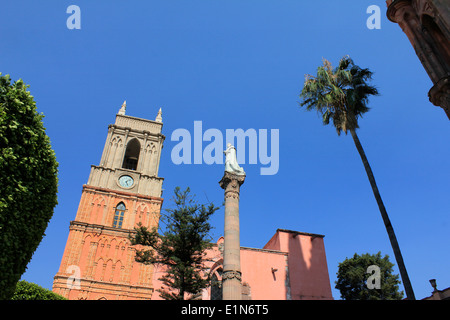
[[11, 280, 66, 300], [129, 187, 219, 300], [335, 252, 404, 300], [0, 74, 59, 300], [299, 55, 378, 135]]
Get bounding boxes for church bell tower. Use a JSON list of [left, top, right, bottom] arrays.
[[53, 102, 165, 300]]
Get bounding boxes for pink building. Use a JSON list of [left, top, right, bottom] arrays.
[[150, 229, 333, 300]]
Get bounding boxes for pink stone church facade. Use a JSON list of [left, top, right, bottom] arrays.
[[52, 106, 333, 300]]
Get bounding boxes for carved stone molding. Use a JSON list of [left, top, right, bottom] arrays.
[[429, 76, 450, 119], [115, 114, 162, 134], [222, 270, 242, 282], [413, 0, 436, 20]]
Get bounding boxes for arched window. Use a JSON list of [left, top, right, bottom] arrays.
[[210, 268, 223, 300], [113, 203, 126, 228], [122, 138, 140, 170]]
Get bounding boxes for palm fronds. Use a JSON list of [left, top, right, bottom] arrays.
[[299, 56, 379, 135]]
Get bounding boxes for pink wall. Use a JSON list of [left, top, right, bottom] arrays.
[[240, 247, 288, 299], [149, 230, 333, 300], [264, 229, 333, 300]]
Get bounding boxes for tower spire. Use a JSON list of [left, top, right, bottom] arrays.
[[118, 100, 126, 115], [155, 107, 162, 122]]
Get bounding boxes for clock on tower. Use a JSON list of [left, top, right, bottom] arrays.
[[53, 102, 165, 300]]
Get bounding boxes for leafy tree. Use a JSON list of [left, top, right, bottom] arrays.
[[299, 56, 415, 300], [0, 74, 58, 300], [11, 280, 66, 300], [129, 187, 219, 300], [335, 252, 404, 300]]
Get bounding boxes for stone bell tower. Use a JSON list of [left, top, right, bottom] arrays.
[[53, 102, 165, 300], [386, 0, 450, 119]]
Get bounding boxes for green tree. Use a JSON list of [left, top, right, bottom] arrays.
[[0, 74, 59, 300], [11, 280, 66, 300], [336, 252, 404, 300], [129, 187, 219, 300], [299, 56, 415, 300]]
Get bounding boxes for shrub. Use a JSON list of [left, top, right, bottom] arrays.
[[0, 74, 59, 299], [11, 280, 66, 300]]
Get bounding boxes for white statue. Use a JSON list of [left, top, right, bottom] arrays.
[[224, 143, 245, 175]]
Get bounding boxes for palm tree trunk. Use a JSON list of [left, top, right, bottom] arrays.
[[350, 128, 415, 300]]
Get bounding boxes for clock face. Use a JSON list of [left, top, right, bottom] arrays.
[[118, 175, 134, 188]]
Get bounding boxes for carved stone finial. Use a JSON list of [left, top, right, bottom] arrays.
[[155, 107, 162, 122], [118, 100, 126, 115]]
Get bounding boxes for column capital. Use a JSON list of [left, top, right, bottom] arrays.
[[219, 172, 246, 200], [219, 171, 246, 190]]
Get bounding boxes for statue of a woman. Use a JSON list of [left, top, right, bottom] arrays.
[[224, 143, 245, 175]]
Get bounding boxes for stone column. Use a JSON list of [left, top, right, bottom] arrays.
[[219, 171, 245, 300]]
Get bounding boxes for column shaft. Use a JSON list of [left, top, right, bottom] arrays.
[[219, 172, 245, 300]]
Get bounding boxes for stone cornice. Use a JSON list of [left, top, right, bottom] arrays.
[[277, 228, 325, 239], [115, 114, 163, 134], [69, 220, 140, 237], [53, 274, 154, 292], [240, 246, 288, 255], [82, 184, 164, 203]]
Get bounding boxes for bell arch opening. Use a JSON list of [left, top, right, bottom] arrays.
[[122, 138, 140, 170]]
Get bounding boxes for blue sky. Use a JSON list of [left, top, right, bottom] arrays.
[[1, 1, 449, 300]]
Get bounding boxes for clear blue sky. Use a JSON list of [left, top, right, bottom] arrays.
[[1, 1, 449, 300]]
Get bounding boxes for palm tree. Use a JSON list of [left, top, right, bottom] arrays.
[[299, 56, 415, 300]]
